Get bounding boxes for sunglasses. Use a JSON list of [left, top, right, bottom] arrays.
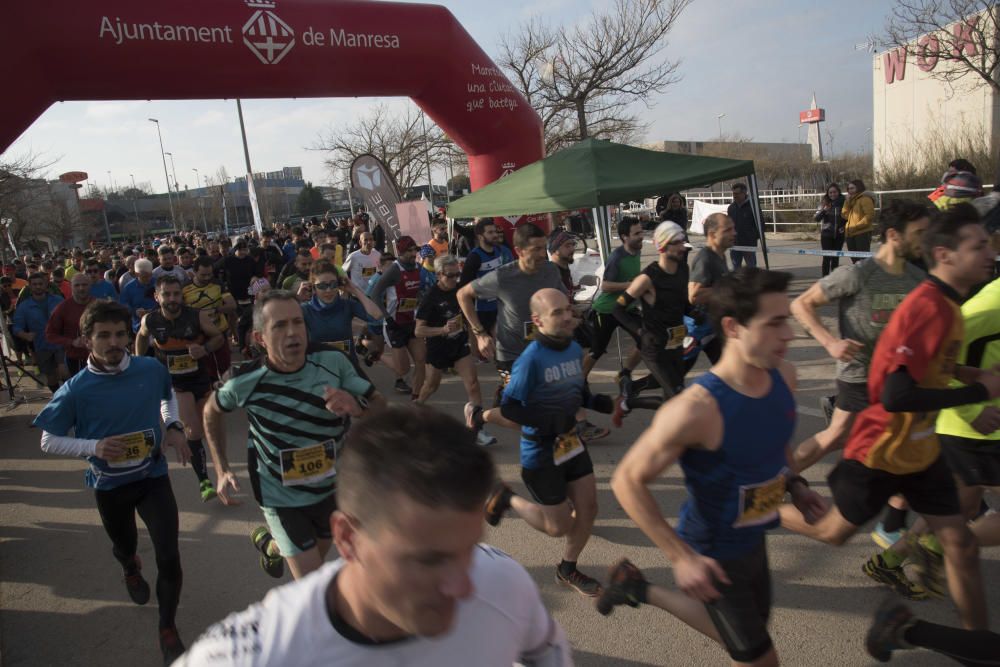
[[313, 281, 340, 291], [441, 272, 461, 279]]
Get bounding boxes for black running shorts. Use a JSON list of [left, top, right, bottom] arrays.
[[835, 380, 868, 413], [704, 539, 773, 663], [521, 449, 594, 506], [828, 456, 960, 526], [939, 435, 1000, 487], [384, 321, 416, 349], [261, 494, 338, 557], [426, 339, 470, 370]]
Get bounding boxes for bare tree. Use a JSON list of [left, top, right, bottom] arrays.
[[314, 103, 452, 192], [885, 1, 1000, 92], [498, 0, 692, 154]]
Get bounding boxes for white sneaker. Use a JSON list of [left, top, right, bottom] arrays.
[[476, 429, 497, 447]]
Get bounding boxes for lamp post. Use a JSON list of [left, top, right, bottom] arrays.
[[129, 173, 142, 241], [716, 113, 726, 141], [164, 151, 185, 229], [193, 168, 208, 232], [148, 118, 177, 232]]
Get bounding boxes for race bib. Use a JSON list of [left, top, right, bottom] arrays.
[[553, 431, 585, 465], [665, 325, 687, 350], [107, 429, 156, 468], [280, 440, 337, 487], [398, 297, 418, 312], [361, 267, 376, 278], [733, 473, 786, 528], [167, 353, 198, 375], [523, 321, 536, 342], [323, 340, 351, 353]]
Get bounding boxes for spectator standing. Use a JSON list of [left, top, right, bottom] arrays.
[[842, 179, 876, 263], [727, 182, 759, 269], [816, 183, 847, 276]]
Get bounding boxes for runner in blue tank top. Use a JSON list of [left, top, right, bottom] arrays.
[[596, 268, 826, 666]]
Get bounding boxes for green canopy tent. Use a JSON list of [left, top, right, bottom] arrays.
[[447, 137, 769, 267]]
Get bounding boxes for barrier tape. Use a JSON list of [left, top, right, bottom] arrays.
[[641, 238, 874, 258]]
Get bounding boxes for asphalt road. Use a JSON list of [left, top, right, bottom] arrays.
[[1, 236, 997, 666]]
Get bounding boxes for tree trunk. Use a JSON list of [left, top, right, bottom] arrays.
[[575, 98, 588, 140]]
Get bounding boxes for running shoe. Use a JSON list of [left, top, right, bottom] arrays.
[[870, 522, 904, 550], [199, 479, 217, 503], [394, 378, 412, 394], [819, 394, 835, 426], [556, 566, 602, 597], [484, 482, 513, 527], [159, 626, 186, 666], [865, 596, 914, 663], [616, 370, 634, 400], [611, 396, 629, 428], [908, 535, 946, 598], [123, 555, 151, 605], [476, 429, 497, 447], [578, 420, 609, 441], [250, 526, 285, 579], [596, 558, 647, 615], [862, 554, 927, 600]]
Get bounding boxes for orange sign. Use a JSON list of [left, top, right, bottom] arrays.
[[59, 171, 88, 183], [799, 109, 825, 124]]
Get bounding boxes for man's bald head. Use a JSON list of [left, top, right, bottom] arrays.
[[530, 288, 569, 316], [529, 288, 575, 340]]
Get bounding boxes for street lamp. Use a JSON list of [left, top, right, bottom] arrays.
[[163, 152, 180, 193], [129, 173, 142, 241], [148, 118, 177, 232], [193, 168, 208, 232], [716, 113, 726, 141]]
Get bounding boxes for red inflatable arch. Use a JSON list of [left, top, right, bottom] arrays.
[[1, 0, 542, 192]]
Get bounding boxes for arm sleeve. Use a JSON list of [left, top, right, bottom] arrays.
[[213, 377, 241, 412], [459, 252, 481, 288], [881, 367, 988, 413], [161, 389, 180, 425], [613, 294, 643, 338], [40, 431, 98, 457], [369, 263, 400, 318], [471, 269, 499, 301]]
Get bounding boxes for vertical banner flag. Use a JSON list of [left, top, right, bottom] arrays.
[[246, 173, 263, 234], [350, 154, 403, 243]]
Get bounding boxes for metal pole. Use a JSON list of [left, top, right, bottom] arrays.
[[129, 174, 142, 241], [148, 118, 177, 232], [236, 99, 263, 233], [420, 112, 434, 207]]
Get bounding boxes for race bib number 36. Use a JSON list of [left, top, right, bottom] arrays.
[[733, 473, 786, 528], [107, 429, 156, 468], [280, 440, 337, 487]]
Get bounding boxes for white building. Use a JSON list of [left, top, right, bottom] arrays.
[[872, 13, 998, 178]]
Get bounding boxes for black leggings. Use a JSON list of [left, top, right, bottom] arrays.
[[845, 232, 872, 264], [627, 338, 685, 411], [905, 620, 1000, 666], [94, 474, 182, 629], [820, 234, 844, 276]]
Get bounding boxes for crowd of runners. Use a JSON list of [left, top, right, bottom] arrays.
[[4, 173, 1000, 665]]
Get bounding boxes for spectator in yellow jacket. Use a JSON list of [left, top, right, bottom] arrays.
[[842, 179, 876, 263]]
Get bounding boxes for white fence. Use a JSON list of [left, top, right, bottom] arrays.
[[621, 186, 994, 234]]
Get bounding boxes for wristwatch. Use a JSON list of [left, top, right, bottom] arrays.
[[166, 421, 186, 433]]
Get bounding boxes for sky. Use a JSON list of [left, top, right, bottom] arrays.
[[5, 0, 890, 195]]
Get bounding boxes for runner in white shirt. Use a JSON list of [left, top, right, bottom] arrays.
[[342, 232, 381, 292], [176, 405, 571, 667]]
